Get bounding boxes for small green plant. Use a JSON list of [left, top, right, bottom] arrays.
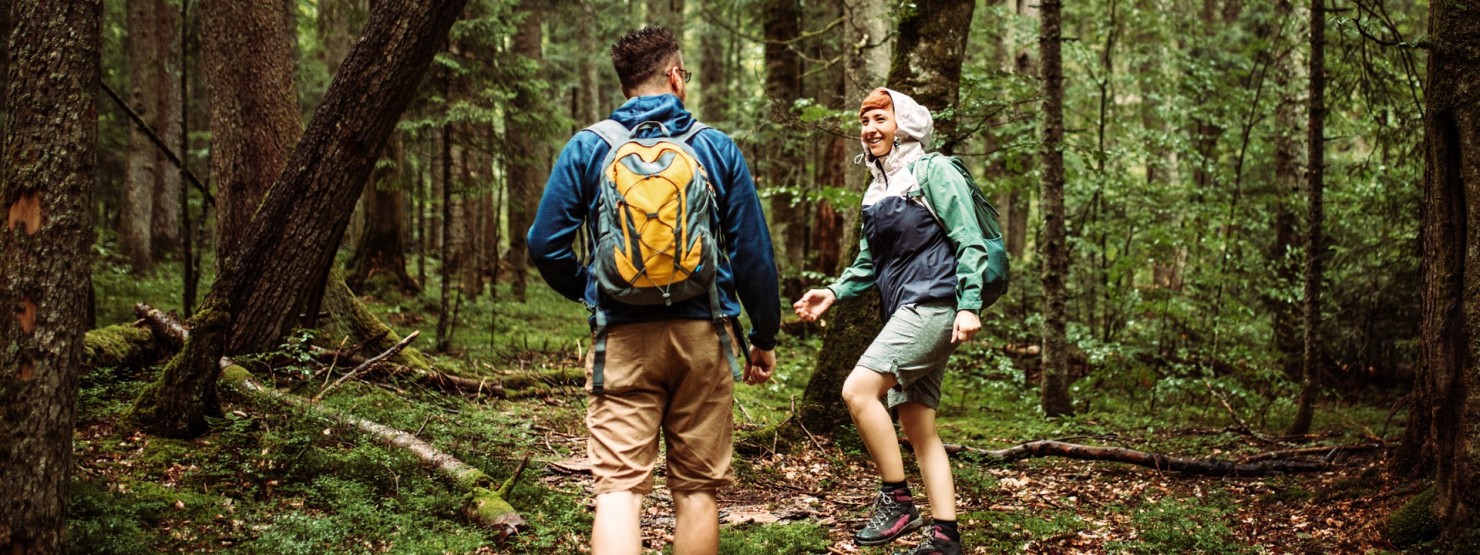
[[717, 522, 832, 555], [1105, 496, 1255, 555]]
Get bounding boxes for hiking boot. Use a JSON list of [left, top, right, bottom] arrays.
[[896, 526, 963, 555], [855, 489, 923, 546]]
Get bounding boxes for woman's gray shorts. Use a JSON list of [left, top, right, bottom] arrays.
[[856, 300, 959, 409]]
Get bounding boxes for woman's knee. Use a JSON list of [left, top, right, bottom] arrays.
[[841, 369, 886, 410], [898, 404, 938, 441]]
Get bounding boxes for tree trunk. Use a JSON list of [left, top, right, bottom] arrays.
[[1287, 0, 1326, 436], [1389, 0, 1480, 544], [843, 0, 891, 101], [201, 0, 302, 271], [1268, 0, 1303, 381], [1003, 0, 1037, 262], [120, 0, 159, 272], [347, 134, 420, 294], [887, 0, 974, 153], [506, 0, 546, 302], [150, 0, 182, 255], [1038, 0, 1073, 417], [763, 0, 804, 281], [130, 0, 468, 438], [0, 0, 100, 550], [698, 1, 729, 125]]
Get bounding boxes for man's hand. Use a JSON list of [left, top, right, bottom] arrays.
[[792, 289, 836, 322], [952, 310, 981, 343], [744, 346, 776, 385]]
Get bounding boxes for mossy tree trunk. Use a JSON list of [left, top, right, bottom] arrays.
[[886, 0, 973, 154], [131, 0, 468, 438], [0, 0, 100, 550], [795, 288, 881, 435], [1390, 0, 1480, 545]]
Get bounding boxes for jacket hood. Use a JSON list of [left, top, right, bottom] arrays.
[[608, 94, 696, 137], [860, 88, 934, 203]]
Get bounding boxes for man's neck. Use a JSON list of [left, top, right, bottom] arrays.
[[626, 86, 673, 99]]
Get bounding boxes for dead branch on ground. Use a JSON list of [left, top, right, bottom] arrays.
[[910, 439, 1334, 477]]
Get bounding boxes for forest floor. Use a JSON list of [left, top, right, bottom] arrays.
[[72, 257, 1430, 554]]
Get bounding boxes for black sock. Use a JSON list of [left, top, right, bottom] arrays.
[[932, 519, 960, 542], [881, 480, 909, 493]]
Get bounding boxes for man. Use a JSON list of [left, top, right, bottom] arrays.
[[527, 26, 781, 555]]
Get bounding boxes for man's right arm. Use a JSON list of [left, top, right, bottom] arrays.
[[527, 136, 599, 303]]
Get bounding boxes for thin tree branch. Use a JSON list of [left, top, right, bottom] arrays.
[[100, 81, 215, 206]]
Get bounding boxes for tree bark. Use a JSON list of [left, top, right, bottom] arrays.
[[131, 0, 468, 438], [506, 0, 546, 303], [887, 0, 974, 153], [0, 0, 100, 550], [1003, 0, 1037, 262], [763, 0, 804, 280], [698, 1, 730, 125], [120, 0, 160, 271], [1288, 0, 1326, 436], [150, 0, 182, 255], [347, 134, 420, 294], [1038, 0, 1073, 417], [201, 0, 301, 272], [1390, 0, 1480, 543], [843, 0, 891, 101]]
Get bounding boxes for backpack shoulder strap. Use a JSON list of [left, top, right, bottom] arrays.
[[676, 122, 710, 144], [585, 119, 630, 149]]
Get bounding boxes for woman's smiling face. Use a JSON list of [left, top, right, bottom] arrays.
[[860, 107, 897, 158]]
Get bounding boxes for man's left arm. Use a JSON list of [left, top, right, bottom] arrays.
[[708, 132, 781, 352]]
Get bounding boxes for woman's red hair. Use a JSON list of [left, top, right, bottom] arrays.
[[859, 88, 892, 117]]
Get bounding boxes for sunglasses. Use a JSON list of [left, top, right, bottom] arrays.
[[669, 66, 692, 84]]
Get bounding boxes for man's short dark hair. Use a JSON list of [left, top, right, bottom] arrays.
[[610, 26, 680, 92]]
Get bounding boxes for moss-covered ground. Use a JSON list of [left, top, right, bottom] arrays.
[[73, 253, 1429, 554]]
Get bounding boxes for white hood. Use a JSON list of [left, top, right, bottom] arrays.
[[859, 88, 935, 206]]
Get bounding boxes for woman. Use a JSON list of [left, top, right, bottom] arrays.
[[793, 88, 992, 555]]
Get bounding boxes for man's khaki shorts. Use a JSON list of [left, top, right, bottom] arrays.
[[585, 319, 738, 495]]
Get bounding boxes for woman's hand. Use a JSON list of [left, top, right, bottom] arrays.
[[952, 310, 981, 343], [793, 289, 837, 322]]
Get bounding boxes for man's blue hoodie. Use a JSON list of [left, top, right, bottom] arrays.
[[527, 94, 780, 351]]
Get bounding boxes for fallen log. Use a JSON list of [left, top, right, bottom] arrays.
[[1238, 442, 1387, 464], [921, 439, 1333, 477], [134, 303, 190, 348], [83, 323, 159, 368], [220, 362, 525, 535]]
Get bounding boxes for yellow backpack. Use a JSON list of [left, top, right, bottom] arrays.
[[584, 120, 741, 393]]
